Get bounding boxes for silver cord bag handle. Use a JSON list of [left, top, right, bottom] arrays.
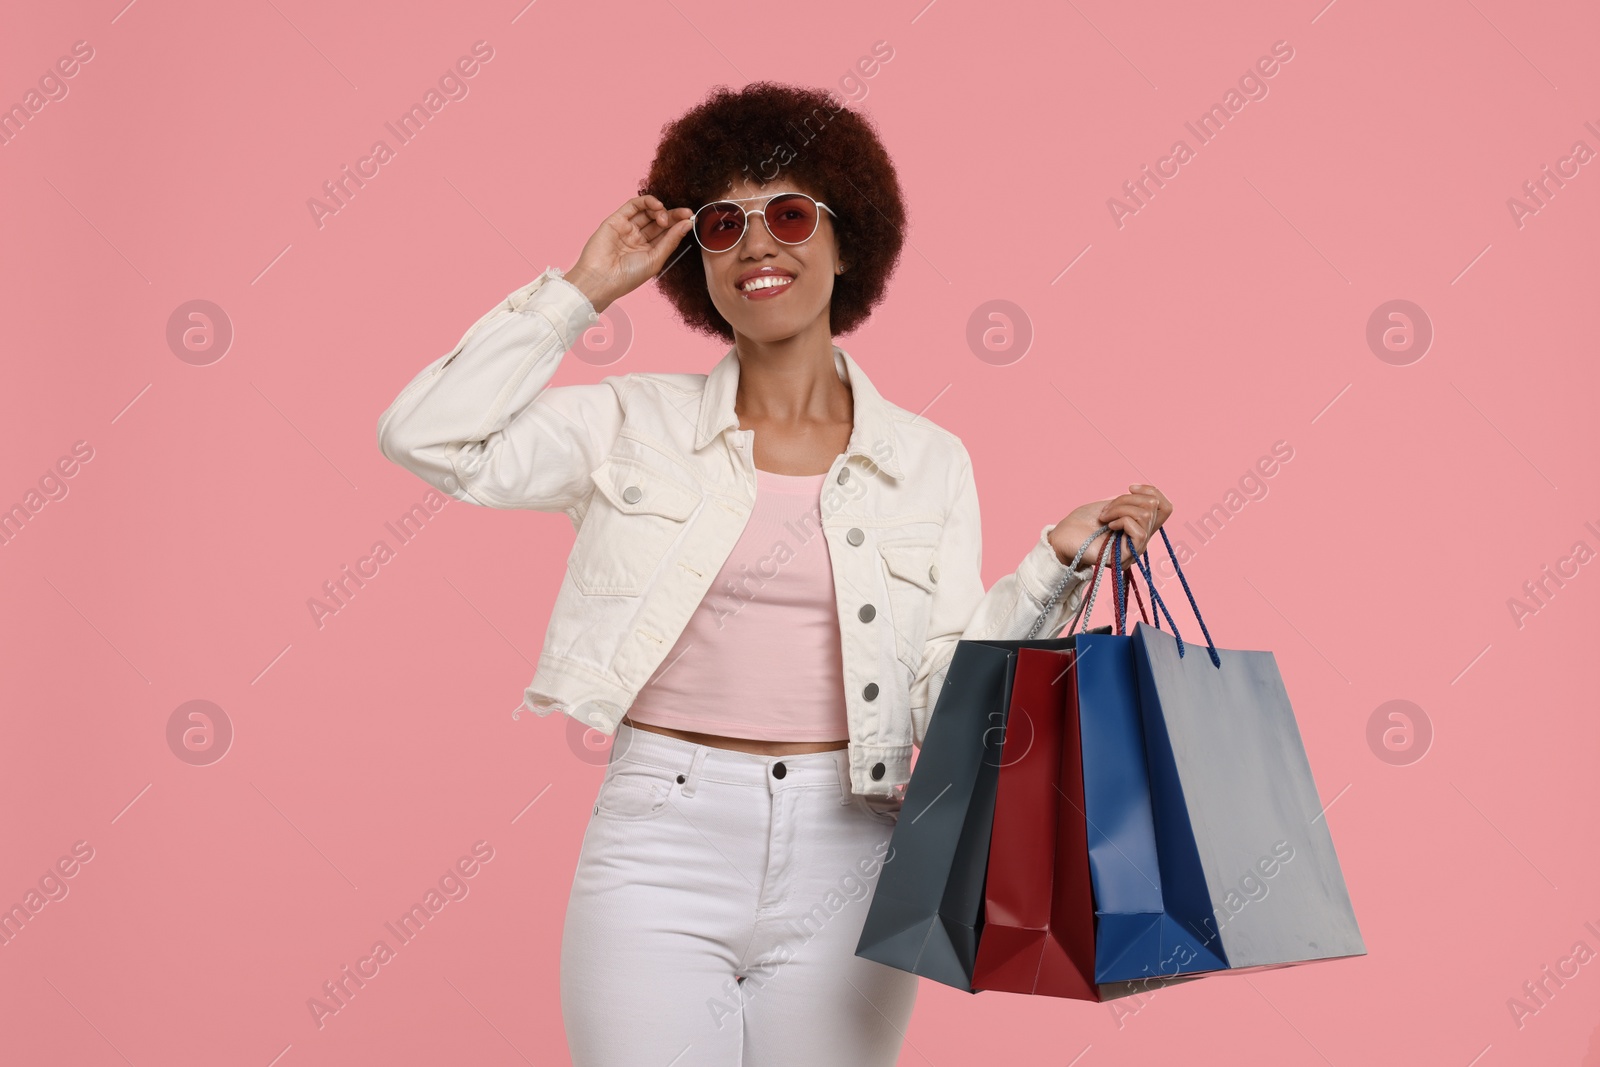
[[1022, 524, 1112, 640]]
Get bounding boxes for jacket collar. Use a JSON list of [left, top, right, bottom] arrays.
[[694, 344, 906, 480]]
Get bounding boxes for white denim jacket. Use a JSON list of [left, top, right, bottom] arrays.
[[375, 267, 1095, 796]]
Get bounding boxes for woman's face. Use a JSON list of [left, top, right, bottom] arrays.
[[698, 177, 842, 345]]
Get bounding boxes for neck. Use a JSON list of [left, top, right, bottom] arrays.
[[732, 317, 849, 425]]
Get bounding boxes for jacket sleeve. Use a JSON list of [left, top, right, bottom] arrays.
[[375, 266, 625, 517], [908, 450, 1097, 749]]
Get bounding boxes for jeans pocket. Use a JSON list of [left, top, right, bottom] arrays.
[[594, 763, 676, 821]]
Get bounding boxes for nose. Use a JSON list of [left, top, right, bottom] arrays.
[[737, 210, 780, 255]]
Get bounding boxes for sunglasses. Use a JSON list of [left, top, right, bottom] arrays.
[[691, 192, 837, 253]]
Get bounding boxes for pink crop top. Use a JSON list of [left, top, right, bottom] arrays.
[[624, 467, 850, 741]]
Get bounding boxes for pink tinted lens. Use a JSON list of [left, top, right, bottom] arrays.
[[696, 203, 745, 251], [765, 195, 819, 243]]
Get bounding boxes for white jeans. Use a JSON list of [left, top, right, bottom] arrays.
[[560, 721, 919, 1066]]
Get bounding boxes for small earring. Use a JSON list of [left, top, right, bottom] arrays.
[[836, 264, 845, 274]]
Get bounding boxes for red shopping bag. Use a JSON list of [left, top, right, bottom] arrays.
[[968, 642, 1096, 997]]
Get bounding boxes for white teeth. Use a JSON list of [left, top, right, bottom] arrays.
[[741, 275, 794, 292]]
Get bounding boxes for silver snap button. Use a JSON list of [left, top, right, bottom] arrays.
[[929, 563, 940, 584], [837, 467, 851, 484], [622, 485, 642, 504], [863, 682, 879, 700], [846, 528, 864, 546], [858, 603, 876, 623]]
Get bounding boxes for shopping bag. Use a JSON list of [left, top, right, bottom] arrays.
[[1046, 534, 1228, 992], [1124, 528, 1366, 973]]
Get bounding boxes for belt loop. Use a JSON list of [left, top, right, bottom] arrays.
[[834, 749, 854, 804], [680, 747, 709, 797]]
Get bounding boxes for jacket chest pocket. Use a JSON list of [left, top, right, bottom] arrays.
[[877, 538, 939, 675], [569, 456, 702, 596]]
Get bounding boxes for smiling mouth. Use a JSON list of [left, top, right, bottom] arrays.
[[739, 275, 795, 297]]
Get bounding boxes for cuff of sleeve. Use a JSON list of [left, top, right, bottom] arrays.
[[1018, 523, 1096, 610], [507, 266, 602, 352]]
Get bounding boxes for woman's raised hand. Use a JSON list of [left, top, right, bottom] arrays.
[[563, 195, 695, 314]]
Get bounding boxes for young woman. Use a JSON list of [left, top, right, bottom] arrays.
[[377, 82, 1174, 1066]]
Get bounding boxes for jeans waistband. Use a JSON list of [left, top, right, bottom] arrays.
[[608, 721, 854, 801]]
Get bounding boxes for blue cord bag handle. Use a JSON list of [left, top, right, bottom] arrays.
[[1105, 529, 1151, 635], [1114, 530, 1165, 637], [1113, 528, 1126, 630], [1118, 526, 1222, 668]]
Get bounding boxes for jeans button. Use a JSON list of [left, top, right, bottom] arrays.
[[858, 603, 876, 623], [837, 467, 851, 485], [863, 682, 879, 701], [870, 762, 886, 780], [622, 485, 642, 504], [676, 773, 686, 784], [846, 527, 864, 546], [772, 761, 787, 779]]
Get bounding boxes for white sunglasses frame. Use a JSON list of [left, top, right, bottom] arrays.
[[691, 192, 837, 253]]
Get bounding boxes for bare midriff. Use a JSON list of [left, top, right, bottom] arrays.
[[620, 715, 848, 755]]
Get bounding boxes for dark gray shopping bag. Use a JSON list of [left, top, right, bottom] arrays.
[[850, 639, 1049, 991]]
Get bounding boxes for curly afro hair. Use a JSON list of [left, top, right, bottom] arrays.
[[638, 81, 907, 342]]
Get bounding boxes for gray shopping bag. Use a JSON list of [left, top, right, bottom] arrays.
[[1125, 530, 1366, 973]]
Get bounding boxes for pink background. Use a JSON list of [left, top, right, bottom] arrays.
[[3, 0, 1597, 1063]]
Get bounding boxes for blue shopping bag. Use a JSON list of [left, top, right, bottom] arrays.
[[1075, 628, 1229, 984], [1065, 532, 1227, 987]]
